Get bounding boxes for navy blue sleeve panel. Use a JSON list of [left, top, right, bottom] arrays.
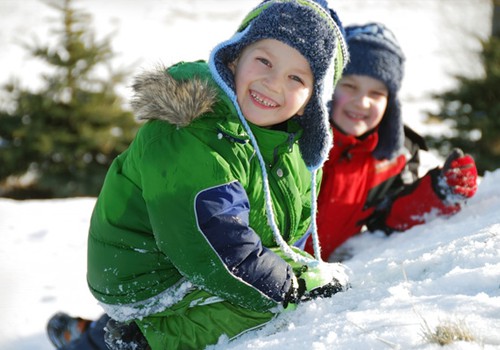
[[195, 181, 293, 302]]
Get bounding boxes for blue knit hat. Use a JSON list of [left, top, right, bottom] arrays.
[[343, 22, 405, 159], [209, 0, 348, 263], [210, 0, 348, 170]]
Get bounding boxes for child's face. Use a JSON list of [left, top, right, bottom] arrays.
[[331, 74, 388, 137], [229, 39, 314, 128]]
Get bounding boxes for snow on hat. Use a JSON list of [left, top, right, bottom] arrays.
[[210, 0, 348, 170], [209, 0, 348, 263], [344, 22, 406, 159]]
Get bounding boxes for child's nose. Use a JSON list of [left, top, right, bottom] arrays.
[[353, 94, 370, 109], [263, 72, 281, 92]]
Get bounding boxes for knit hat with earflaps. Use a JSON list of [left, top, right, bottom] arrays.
[[343, 22, 405, 160], [209, 0, 348, 264], [210, 0, 348, 171]]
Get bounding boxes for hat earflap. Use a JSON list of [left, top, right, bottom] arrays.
[[373, 95, 404, 159]]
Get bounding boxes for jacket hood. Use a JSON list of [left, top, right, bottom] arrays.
[[130, 63, 219, 127]]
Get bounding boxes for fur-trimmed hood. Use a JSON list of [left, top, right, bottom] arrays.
[[130, 64, 219, 128]]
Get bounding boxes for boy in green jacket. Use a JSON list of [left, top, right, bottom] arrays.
[[72, 1, 350, 349]]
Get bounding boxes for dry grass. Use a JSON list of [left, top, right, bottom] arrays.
[[400, 265, 477, 347], [421, 318, 476, 346]]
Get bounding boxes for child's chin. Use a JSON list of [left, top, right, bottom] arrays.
[[349, 126, 369, 137]]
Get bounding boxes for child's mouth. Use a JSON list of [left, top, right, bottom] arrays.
[[250, 90, 278, 108], [345, 111, 366, 121]]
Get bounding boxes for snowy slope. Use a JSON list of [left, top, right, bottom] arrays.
[[0, 0, 498, 349], [1, 171, 499, 350], [219, 170, 500, 350]]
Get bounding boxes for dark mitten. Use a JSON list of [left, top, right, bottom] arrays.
[[283, 275, 308, 309], [439, 148, 478, 201], [104, 319, 150, 350]]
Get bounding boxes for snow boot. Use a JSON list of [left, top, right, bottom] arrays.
[[47, 312, 109, 350], [47, 312, 93, 348]]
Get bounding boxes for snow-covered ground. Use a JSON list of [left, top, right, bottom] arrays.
[[0, 0, 498, 349], [1, 170, 499, 349]]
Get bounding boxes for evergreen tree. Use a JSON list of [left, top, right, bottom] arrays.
[[0, 0, 139, 198], [425, 34, 500, 175]]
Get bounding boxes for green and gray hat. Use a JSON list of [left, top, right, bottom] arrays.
[[210, 0, 348, 171]]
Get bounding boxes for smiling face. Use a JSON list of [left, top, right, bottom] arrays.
[[229, 39, 314, 128], [331, 74, 388, 137]]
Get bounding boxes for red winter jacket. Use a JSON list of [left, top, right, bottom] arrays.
[[305, 126, 461, 261]]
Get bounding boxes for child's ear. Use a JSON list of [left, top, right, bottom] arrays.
[[228, 59, 238, 74]]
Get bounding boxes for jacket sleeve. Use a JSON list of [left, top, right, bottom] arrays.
[[376, 169, 461, 232], [138, 123, 294, 312], [366, 125, 461, 233], [194, 181, 295, 304]]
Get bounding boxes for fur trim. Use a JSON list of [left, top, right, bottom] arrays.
[[131, 68, 218, 127]]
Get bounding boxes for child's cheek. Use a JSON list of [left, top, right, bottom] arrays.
[[332, 92, 350, 113], [333, 92, 349, 105]]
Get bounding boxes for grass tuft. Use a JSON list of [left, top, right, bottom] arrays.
[[421, 319, 475, 346]]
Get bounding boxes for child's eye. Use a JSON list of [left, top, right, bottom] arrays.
[[371, 90, 388, 98], [257, 57, 271, 67], [341, 82, 355, 90], [290, 75, 305, 85]]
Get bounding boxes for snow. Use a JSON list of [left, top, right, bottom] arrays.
[[0, 0, 498, 349], [1, 172, 500, 350]]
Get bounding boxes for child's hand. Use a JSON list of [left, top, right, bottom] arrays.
[[440, 148, 478, 200], [283, 262, 349, 308]]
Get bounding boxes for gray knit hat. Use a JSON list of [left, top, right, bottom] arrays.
[[343, 22, 405, 159], [209, 0, 348, 170]]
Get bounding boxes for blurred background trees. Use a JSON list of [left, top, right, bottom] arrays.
[[0, 0, 138, 198], [0, 0, 497, 198], [425, 0, 500, 175]]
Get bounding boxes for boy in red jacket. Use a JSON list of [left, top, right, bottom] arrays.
[[304, 23, 478, 261]]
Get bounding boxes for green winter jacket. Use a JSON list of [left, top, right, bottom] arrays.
[[87, 61, 318, 321]]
